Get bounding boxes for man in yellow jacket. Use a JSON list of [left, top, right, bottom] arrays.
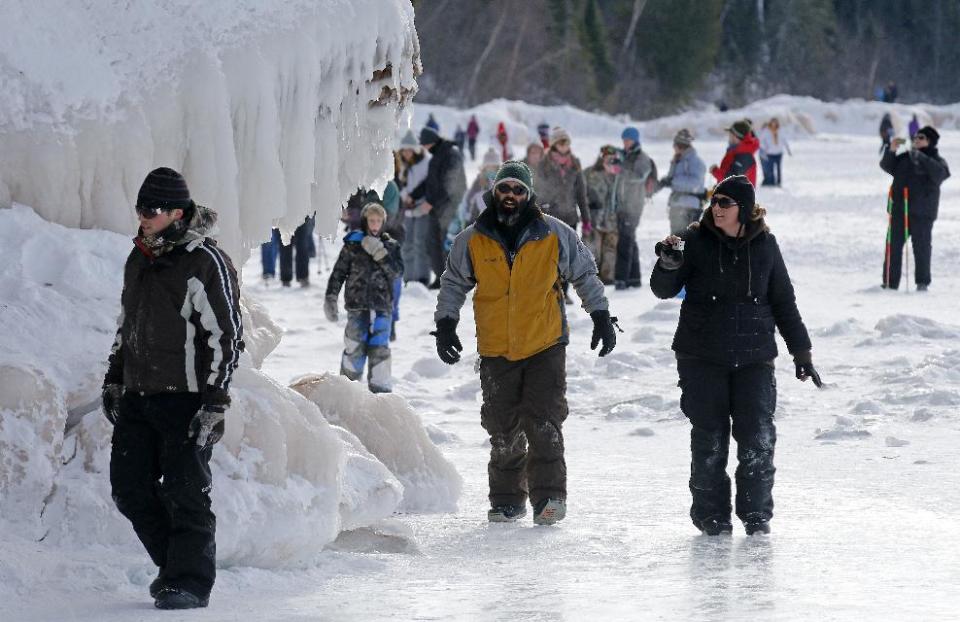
[[433, 160, 616, 525]]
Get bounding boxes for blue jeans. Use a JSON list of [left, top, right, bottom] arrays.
[[260, 228, 282, 277], [761, 154, 782, 186]]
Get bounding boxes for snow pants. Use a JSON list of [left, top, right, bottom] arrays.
[[279, 218, 314, 284], [401, 214, 432, 284], [479, 344, 568, 507], [110, 392, 215, 598], [428, 208, 455, 283], [677, 358, 777, 526], [585, 229, 618, 284], [615, 213, 642, 286], [883, 215, 933, 289], [341, 309, 392, 392], [668, 206, 702, 236]]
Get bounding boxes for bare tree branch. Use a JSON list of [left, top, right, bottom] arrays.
[[464, 7, 508, 103], [620, 0, 648, 54]]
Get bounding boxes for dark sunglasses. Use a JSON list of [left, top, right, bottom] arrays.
[[709, 196, 738, 209], [135, 205, 166, 219], [496, 183, 528, 196]]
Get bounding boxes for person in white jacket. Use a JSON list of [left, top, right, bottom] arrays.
[[396, 130, 432, 284], [758, 118, 791, 186]]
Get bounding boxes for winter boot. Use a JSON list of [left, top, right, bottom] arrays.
[[917, 283, 929, 291], [428, 279, 442, 290], [614, 281, 628, 291], [149, 570, 166, 599], [488, 504, 527, 523], [696, 516, 733, 536], [154, 587, 209, 610], [744, 520, 771, 536], [533, 498, 566, 525]]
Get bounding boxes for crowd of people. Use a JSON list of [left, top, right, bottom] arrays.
[[99, 105, 948, 609]]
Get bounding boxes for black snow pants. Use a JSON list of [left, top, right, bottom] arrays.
[[615, 214, 642, 286], [479, 344, 568, 507], [883, 214, 934, 289], [280, 217, 314, 284], [110, 392, 216, 598], [677, 357, 777, 526]]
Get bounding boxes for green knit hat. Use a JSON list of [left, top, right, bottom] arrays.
[[494, 160, 534, 195]]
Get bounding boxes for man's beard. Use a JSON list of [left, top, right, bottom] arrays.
[[495, 197, 526, 226]]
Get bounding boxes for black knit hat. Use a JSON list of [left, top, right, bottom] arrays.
[[713, 175, 755, 225], [916, 126, 940, 147], [137, 167, 192, 210], [419, 126, 440, 146]]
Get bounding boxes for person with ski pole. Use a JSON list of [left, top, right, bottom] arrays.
[[880, 127, 950, 291], [650, 175, 820, 537], [433, 160, 617, 526]]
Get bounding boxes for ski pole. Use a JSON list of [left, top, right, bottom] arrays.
[[904, 186, 910, 292], [884, 187, 893, 288]]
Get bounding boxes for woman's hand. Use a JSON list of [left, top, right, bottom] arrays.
[[655, 235, 684, 271]]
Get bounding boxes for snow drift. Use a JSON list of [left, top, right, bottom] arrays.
[[413, 95, 960, 151], [293, 374, 463, 513], [0, 0, 421, 257]]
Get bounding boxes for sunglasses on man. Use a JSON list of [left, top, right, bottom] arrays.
[[496, 183, 528, 197], [709, 196, 738, 209], [136, 205, 167, 219]]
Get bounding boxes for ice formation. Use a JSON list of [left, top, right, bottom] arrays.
[[293, 374, 463, 513], [0, 0, 449, 576], [0, 0, 421, 257]]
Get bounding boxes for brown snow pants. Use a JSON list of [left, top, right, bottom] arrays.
[[479, 343, 568, 507]]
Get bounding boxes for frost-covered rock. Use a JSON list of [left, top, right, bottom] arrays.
[[292, 374, 463, 513], [0, 0, 420, 257], [0, 364, 65, 539]]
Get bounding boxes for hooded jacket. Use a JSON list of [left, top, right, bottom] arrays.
[[713, 133, 760, 185], [535, 150, 590, 228], [326, 229, 403, 313], [410, 139, 467, 218], [880, 144, 950, 220], [104, 205, 244, 399], [662, 147, 707, 211], [617, 145, 656, 222], [650, 209, 811, 368], [435, 191, 608, 361]]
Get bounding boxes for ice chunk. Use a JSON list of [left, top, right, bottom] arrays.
[[291, 374, 463, 513]]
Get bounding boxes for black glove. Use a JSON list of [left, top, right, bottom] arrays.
[[102, 383, 124, 425], [590, 310, 617, 357], [431, 317, 463, 364], [654, 240, 684, 271], [794, 352, 823, 388], [190, 387, 230, 448]]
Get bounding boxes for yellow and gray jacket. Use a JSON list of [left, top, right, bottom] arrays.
[[435, 193, 608, 361]]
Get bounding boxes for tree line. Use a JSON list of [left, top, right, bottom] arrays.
[[411, 0, 960, 117]]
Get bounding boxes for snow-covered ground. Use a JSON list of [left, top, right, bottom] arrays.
[[4, 92, 960, 620]]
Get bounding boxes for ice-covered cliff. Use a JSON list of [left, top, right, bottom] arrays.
[[0, 0, 421, 256]]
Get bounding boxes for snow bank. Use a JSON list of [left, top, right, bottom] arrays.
[[414, 95, 960, 149], [292, 374, 463, 513], [0, 0, 420, 257], [0, 206, 414, 571]]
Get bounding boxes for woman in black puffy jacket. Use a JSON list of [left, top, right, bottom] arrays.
[[650, 175, 821, 537]]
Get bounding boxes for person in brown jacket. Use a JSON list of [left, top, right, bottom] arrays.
[[535, 126, 591, 302]]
